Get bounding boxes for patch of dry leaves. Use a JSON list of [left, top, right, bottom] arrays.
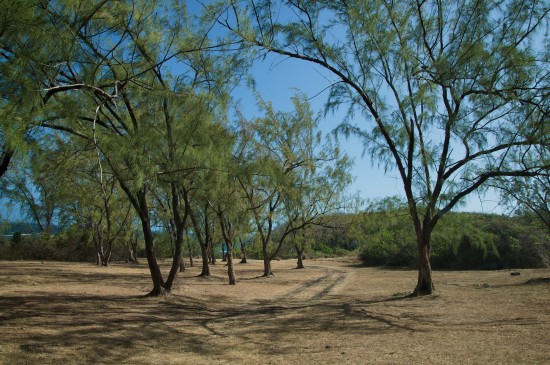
[[0, 258, 549, 364]]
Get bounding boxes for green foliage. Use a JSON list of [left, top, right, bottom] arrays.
[[312, 243, 333, 256], [357, 210, 417, 266], [11, 232, 22, 246], [0, 223, 142, 262], [354, 211, 549, 269]]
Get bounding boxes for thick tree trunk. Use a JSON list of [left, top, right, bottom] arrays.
[[199, 242, 210, 276], [413, 231, 434, 296], [239, 238, 248, 264], [164, 237, 183, 290], [262, 245, 273, 276], [296, 248, 304, 269], [137, 191, 166, 296]]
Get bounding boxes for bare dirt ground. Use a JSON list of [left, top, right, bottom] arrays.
[[0, 258, 549, 365]]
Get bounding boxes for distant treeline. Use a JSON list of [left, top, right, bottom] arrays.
[[281, 210, 549, 269], [1, 211, 549, 269]]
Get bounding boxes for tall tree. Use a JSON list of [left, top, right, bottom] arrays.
[[236, 94, 352, 276], [219, 0, 550, 294]]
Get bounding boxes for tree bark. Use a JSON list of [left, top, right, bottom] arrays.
[[183, 188, 209, 276], [127, 234, 139, 264], [137, 190, 166, 296], [262, 245, 273, 276], [413, 230, 434, 296], [227, 244, 236, 285], [0, 149, 13, 178], [93, 223, 109, 266], [216, 209, 236, 285], [199, 242, 210, 276], [188, 239, 194, 267], [179, 252, 185, 272], [296, 248, 305, 269], [239, 238, 248, 264], [164, 182, 188, 291], [208, 241, 216, 264]]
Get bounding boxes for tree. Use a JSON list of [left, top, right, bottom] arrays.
[[219, 0, 550, 294], [67, 164, 133, 267], [290, 228, 315, 269], [236, 94, 352, 276]]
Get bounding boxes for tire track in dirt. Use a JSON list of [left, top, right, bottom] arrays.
[[272, 264, 350, 304]]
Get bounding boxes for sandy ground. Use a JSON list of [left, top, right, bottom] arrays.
[[0, 258, 549, 364]]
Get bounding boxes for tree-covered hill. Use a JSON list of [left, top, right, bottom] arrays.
[[273, 210, 549, 270]]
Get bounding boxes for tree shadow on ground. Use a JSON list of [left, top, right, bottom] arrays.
[[0, 289, 434, 364]]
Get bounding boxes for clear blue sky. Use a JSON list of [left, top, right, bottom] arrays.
[[234, 52, 505, 214]]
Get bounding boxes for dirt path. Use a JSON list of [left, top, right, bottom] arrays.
[[0, 259, 549, 364]]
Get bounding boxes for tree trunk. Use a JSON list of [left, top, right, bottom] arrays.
[[93, 227, 110, 266], [413, 231, 434, 296], [227, 242, 236, 285], [216, 210, 237, 285], [208, 241, 216, 264], [0, 149, 13, 178], [102, 241, 112, 266], [199, 242, 210, 277], [188, 239, 194, 267], [262, 244, 273, 276], [239, 238, 248, 264], [128, 248, 138, 263], [127, 235, 139, 264], [183, 189, 208, 276], [137, 191, 166, 296], [179, 252, 185, 272], [222, 242, 227, 262], [164, 182, 188, 291], [296, 247, 304, 269]]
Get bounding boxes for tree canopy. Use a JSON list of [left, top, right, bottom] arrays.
[[214, 0, 550, 294]]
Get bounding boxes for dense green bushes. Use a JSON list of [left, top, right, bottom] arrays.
[[0, 223, 135, 263], [245, 210, 549, 268], [355, 212, 549, 269], [0, 230, 95, 262]]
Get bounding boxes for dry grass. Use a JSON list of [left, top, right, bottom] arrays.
[[0, 258, 549, 364]]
